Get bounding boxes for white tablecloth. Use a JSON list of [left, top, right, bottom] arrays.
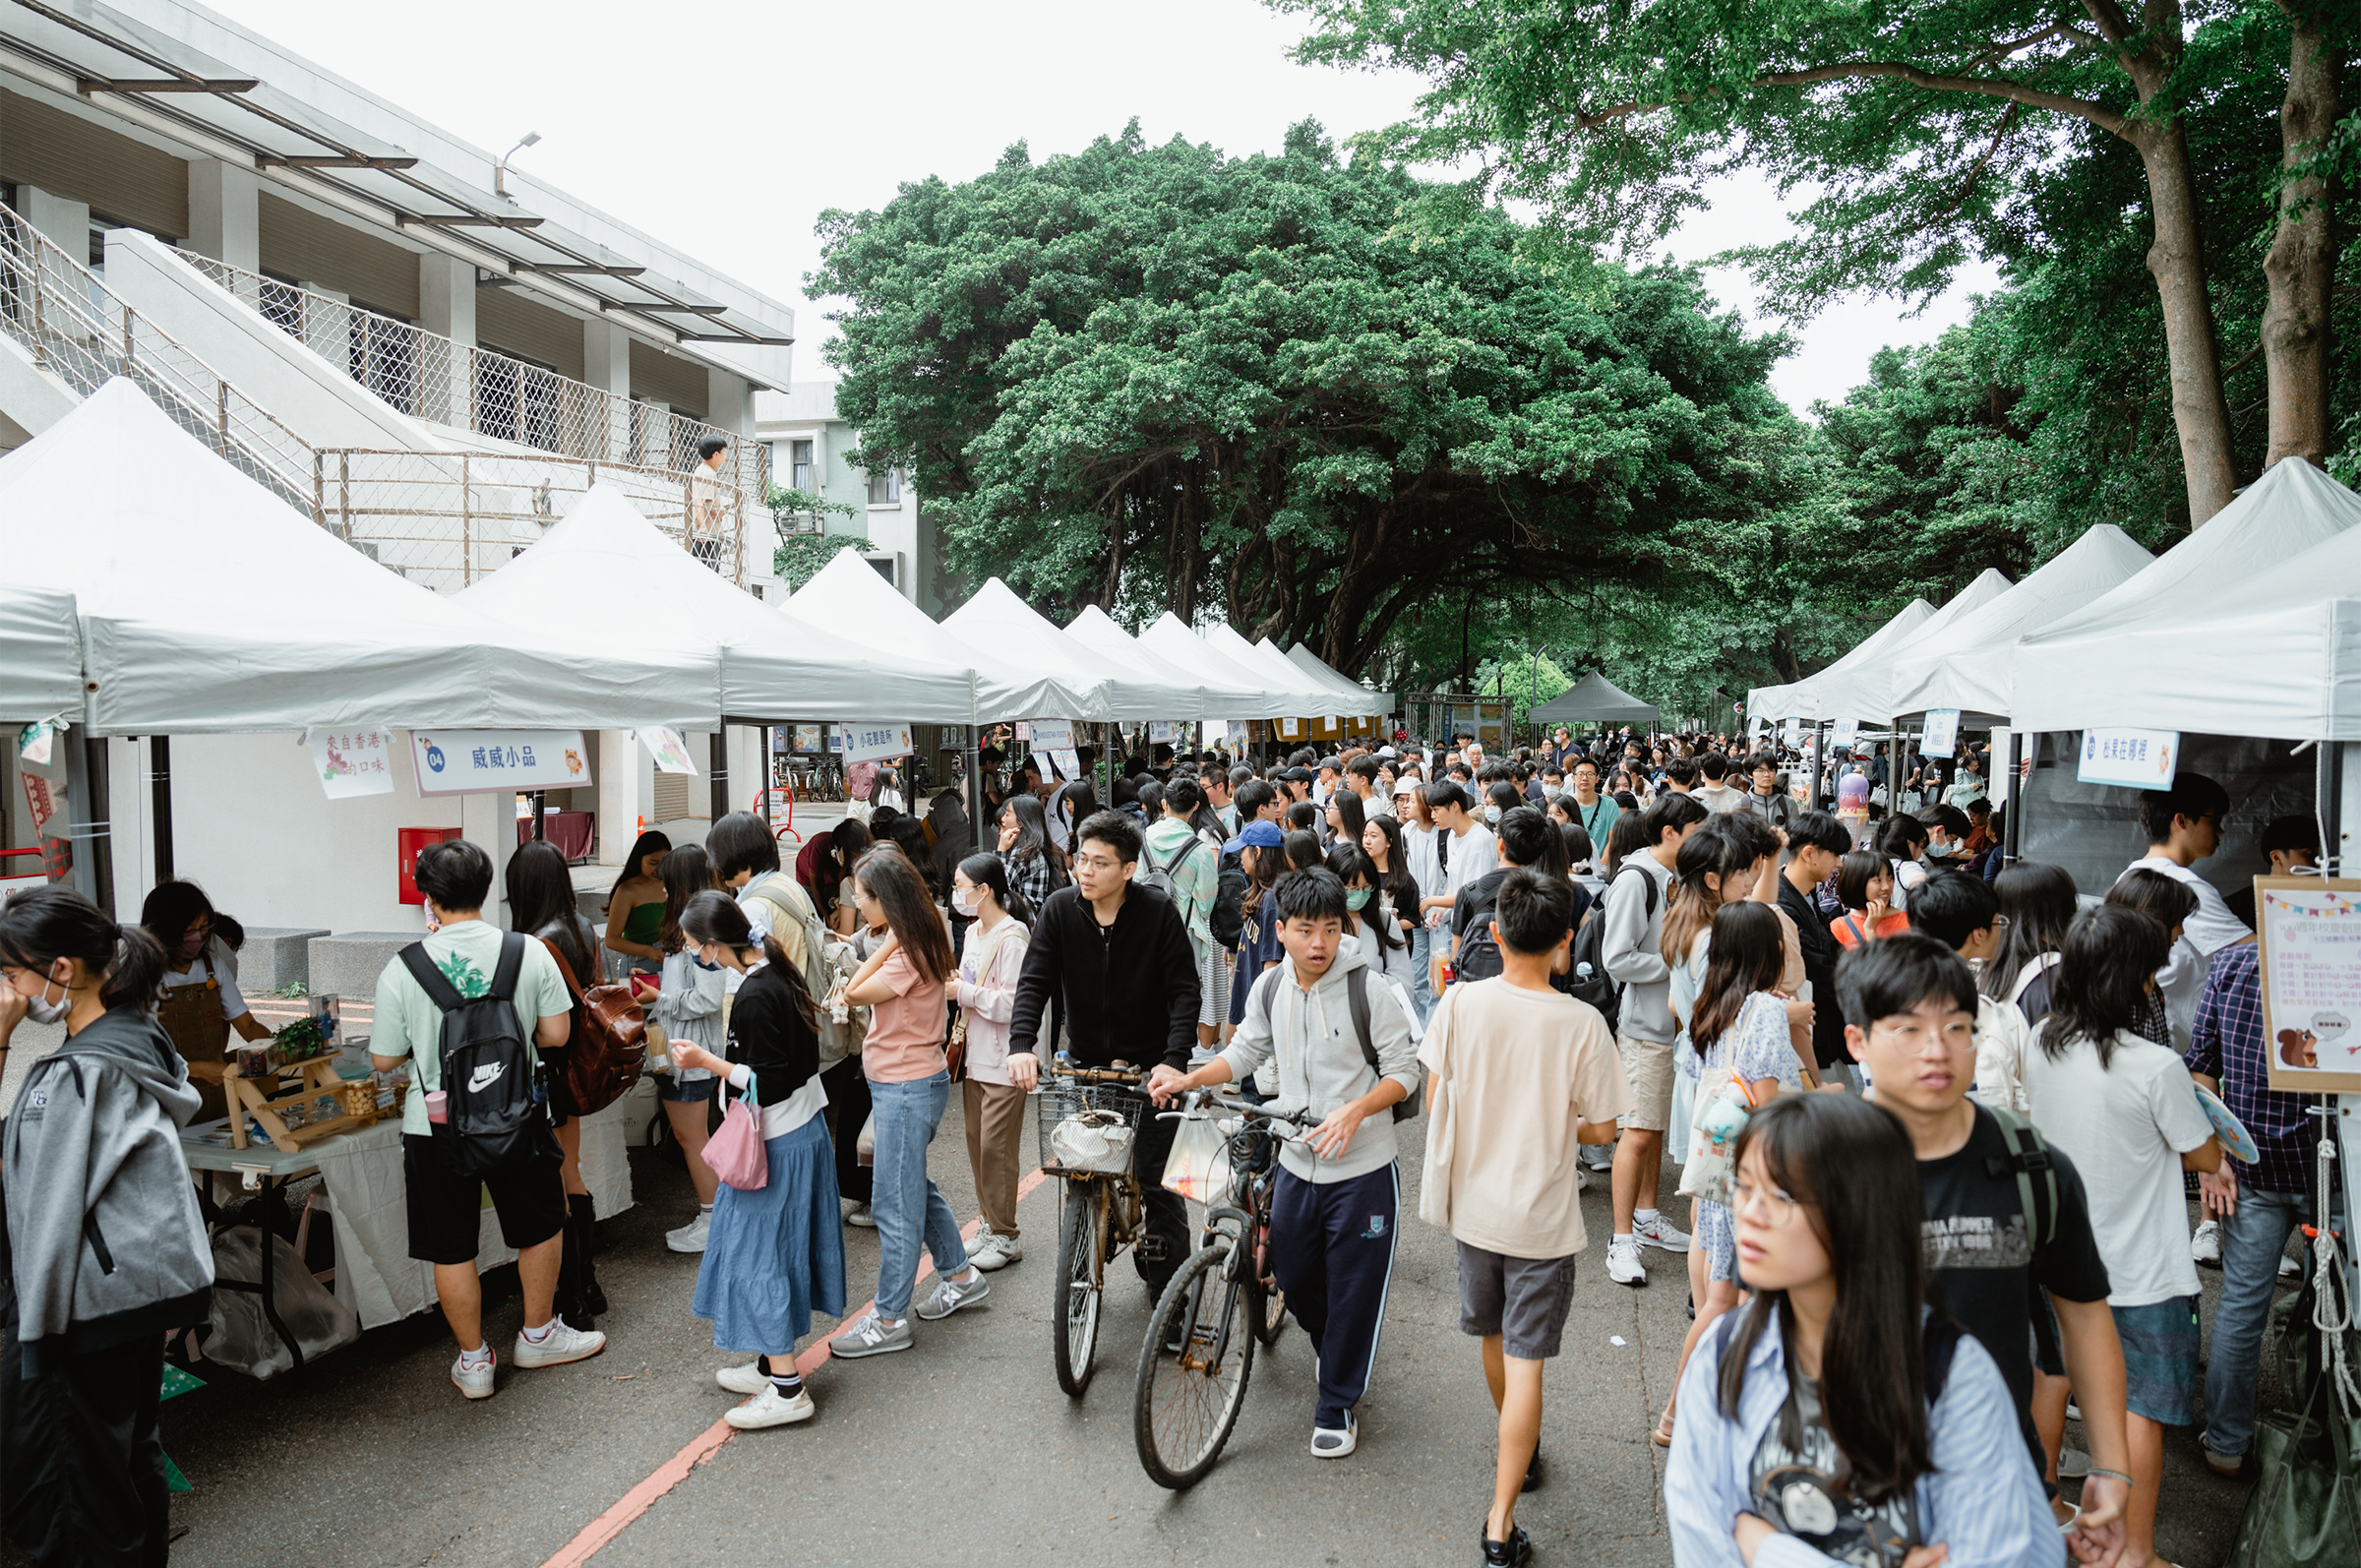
[[309, 1098, 636, 1330]]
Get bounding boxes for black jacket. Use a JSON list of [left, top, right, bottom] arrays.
[[1008, 883, 1200, 1072], [1778, 874, 1848, 1068]]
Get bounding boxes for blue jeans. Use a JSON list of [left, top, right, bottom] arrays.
[[866, 1071, 969, 1320], [1408, 926, 1436, 1026], [2203, 1186, 2337, 1458]]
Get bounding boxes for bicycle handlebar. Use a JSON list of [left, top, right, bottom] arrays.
[[1052, 1065, 1146, 1087], [1160, 1087, 1314, 1133]]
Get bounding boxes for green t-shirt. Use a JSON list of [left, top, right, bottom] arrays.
[[371, 921, 569, 1135]]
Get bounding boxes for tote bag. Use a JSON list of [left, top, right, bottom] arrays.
[[704, 1073, 769, 1191]]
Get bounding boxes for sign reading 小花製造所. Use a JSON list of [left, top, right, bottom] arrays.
[[2076, 726, 2178, 790], [1920, 709, 1963, 758], [2259, 877, 2361, 1093], [636, 727, 696, 776], [410, 730, 589, 797], [310, 727, 396, 799], [842, 723, 915, 765]]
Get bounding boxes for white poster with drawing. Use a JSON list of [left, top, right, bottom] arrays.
[[2259, 877, 2361, 1092]]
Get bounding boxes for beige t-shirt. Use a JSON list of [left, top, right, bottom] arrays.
[[1418, 977, 1635, 1259]]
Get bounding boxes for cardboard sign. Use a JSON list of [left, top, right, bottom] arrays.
[[2077, 726, 2179, 790], [636, 727, 696, 776], [842, 723, 915, 764], [310, 727, 396, 799], [411, 730, 589, 796], [2259, 877, 2361, 1092], [1920, 708, 1962, 758]]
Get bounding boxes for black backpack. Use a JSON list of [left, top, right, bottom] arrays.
[[1210, 852, 1248, 950], [1450, 871, 1511, 986], [400, 933, 548, 1177], [1567, 864, 1659, 1030]]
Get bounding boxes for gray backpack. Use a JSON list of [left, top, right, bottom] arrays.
[[1251, 965, 1421, 1120]]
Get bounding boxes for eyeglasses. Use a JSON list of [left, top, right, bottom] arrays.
[[1729, 1178, 1809, 1229], [1071, 852, 1120, 874]]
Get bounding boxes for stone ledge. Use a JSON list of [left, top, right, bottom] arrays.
[[306, 931, 423, 1003], [229, 927, 329, 994]]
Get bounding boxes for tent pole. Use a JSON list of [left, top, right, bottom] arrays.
[[64, 731, 109, 915], [151, 735, 173, 883], [708, 730, 730, 821], [965, 725, 982, 847], [2004, 734, 2027, 866]]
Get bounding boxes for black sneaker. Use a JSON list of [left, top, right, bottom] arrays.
[[1522, 1442, 1544, 1493], [1482, 1524, 1532, 1567]]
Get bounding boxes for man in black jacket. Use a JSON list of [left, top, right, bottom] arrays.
[[1009, 810, 1202, 1295], [1778, 810, 1854, 1077]]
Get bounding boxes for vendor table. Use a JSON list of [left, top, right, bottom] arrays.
[[518, 810, 595, 862]]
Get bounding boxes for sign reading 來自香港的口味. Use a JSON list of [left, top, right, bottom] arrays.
[[2259, 877, 2361, 1093], [311, 726, 396, 798], [410, 730, 589, 796]]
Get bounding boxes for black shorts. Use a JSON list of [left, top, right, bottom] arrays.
[[402, 1131, 567, 1266]]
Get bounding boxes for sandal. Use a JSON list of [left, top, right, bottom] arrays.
[[1652, 1409, 1676, 1447]]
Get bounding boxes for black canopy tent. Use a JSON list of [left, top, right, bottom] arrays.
[[1530, 671, 1661, 727]]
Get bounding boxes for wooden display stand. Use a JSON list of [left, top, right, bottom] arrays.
[[224, 1058, 382, 1153]]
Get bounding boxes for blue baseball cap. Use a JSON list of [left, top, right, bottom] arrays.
[[1222, 819, 1284, 854]]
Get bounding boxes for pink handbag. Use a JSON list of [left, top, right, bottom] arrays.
[[704, 1074, 768, 1191]]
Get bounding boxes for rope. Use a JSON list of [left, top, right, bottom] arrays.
[[2310, 1098, 2361, 1417]]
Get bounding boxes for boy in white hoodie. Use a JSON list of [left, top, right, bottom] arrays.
[[1150, 866, 1421, 1461]]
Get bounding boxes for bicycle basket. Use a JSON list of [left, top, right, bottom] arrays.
[[1037, 1080, 1147, 1176]]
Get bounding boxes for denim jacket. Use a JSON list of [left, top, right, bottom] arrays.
[[1665, 1307, 2059, 1568]]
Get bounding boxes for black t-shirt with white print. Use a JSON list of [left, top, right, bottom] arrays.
[[1916, 1104, 2111, 1468]]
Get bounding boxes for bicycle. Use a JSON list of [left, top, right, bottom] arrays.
[[1132, 1089, 1312, 1489], [1038, 1062, 1151, 1396]]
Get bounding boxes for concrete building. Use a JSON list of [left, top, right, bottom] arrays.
[[757, 379, 942, 614], [0, 0, 804, 942]]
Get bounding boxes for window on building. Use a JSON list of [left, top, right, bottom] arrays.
[[868, 555, 897, 588], [867, 467, 901, 506], [790, 440, 815, 492]]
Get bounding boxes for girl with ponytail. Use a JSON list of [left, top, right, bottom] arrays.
[[1, 887, 212, 1561]]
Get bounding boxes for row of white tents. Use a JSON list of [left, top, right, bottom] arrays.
[[1747, 455, 2361, 743], [0, 380, 1388, 735]]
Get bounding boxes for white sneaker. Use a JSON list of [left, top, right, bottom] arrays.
[[1310, 1413, 1358, 1458], [844, 1202, 878, 1230], [2281, 1252, 2303, 1279], [2192, 1218, 2222, 1265], [724, 1383, 817, 1429], [513, 1320, 607, 1369], [451, 1350, 496, 1400], [969, 1229, 1023, 1272], [1607, 1238, 1648, 1287], [1578, 1143, 1617, 1172], [1634, 1213, 1691, 1253], [666, 1210, 711, 1253], [1575, 1167, 1590, 1193], [716, 1360, 770, 1396]]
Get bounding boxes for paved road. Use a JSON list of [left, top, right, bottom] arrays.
[[0, 1099, 2281, 1568]]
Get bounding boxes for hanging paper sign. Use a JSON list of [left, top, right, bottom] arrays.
[[794, 724, 822, 754], [636, 727, 696, 776], [310, 726, 396, 799], [2076, 726, 2178, 790], [1149, 722, 1180, 746], [411, 730, 589, 796], [1027, 720, 1074, 752], [842, 723, 914, 764], [1034, 751, 1064, 782], [17, 720, 57, 769], [1782, 718, 1801, 749], [20, 770, 58, 835], [1014, 722, 1033, 744], [1831, 718, 1859, 751], [1920, 708, 1963, 757], [826, 727, 847, 753], [1051, 749, 1081, 783], [2259, 877, 2361, 1092], [1279, 718, 1302, 740]]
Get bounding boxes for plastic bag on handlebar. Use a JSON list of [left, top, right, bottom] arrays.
[[1161, 1112, 1235, 1204]]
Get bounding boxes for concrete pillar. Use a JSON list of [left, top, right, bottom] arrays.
[[583, 320, 632, 461], [17, 187, 90, 263], [596, 728, 636, 866], [705, 366, 750, 434], [459, 790, 516, 922], [418, 253, 475, 427], [185, 159, 261, 273]]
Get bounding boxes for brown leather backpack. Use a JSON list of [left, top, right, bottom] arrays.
[[541, 937, 647, 1117]]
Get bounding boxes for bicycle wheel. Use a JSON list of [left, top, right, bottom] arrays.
[[1053, 1182, 1106, 1396], [1247, 1193, 1287, 1345], [1134, 1240, 1256, 1489]]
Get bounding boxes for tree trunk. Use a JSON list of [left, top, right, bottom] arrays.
[[2131, 117, 2241, 525], [2262, 4, 2340, 471]]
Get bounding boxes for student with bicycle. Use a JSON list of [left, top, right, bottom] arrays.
[[1008, 809, 1202, 1298], [1148, 867, 1421, 1460]]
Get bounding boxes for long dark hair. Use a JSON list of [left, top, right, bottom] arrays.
[[508, 840, 593, 980], [957, 850, 1030, 925], [1982, 862, 2079, 1001], [0, 885, 167, 1014], [1603, 811, 1649, 874], [1661, 823, 1734, 967], [680, 889, 816, 1031], [1055, 780, 1101, 831], [657, 844, 716, 954], [1000, 792, 1051, 870], [1282, 828, 1324, 874], [2040, 904, 2170, 1067], [138, 878, 225, 966], [1719, 1093, 1934, 1505], [1363, 811, 1422, 913], [1690, 900, 1786, 1055], [882, 813, 938, 896], [1325, 789, 1366, 850], [1324, 842, 1402, 951], [856, 845, 954, 986]]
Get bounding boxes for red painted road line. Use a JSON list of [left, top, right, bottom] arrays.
[[539, 1163, 1055, 1568]]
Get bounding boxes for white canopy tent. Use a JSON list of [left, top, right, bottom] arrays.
[[1747, 599, 1936, 722], [1063, 605, 1241, 721], [1798, 569, 2016, 724], [1282, 639, 1391, 716], [1884, 525, 2155, 723], [1134, 613, 1295, 719], [0, 380, 710, 733], [0, 584, 83, 722], [783, 549, 1097, 724], [2012, 461, 2361, 738], [458, 485, 976, 724], [1202, 622, 1333, 714], [945, 580, 1194, 721]]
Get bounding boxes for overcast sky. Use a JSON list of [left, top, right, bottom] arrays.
[[207, 0, 1995, 416]]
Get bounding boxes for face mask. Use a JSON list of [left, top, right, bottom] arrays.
[[1483, 806, 1503, 824], [951, 888, 979, 917], [1346, 888, 1372, 912], [20, 970, 68, 1026]]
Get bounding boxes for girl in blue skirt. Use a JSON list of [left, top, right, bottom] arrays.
[[670, 890, 846, 1429]]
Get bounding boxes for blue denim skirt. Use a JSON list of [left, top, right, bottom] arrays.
[[692, 1116, 847, 1354]]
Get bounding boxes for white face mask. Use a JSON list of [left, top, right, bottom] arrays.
[[951, 888, 979, 917], [1483, 806, 1503, 824], [20, 969, 69, 1025]]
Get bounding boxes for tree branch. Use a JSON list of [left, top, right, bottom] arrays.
[[1930, 102, 2023, 221], [1753, 63, 2124, 134]]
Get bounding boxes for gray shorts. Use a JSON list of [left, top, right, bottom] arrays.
[[1456, 1242, 1577, 1360]]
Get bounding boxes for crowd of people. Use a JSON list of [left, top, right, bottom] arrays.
[[0, 721, 2332, 1568]]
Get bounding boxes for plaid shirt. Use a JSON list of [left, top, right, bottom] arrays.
[[2185, 942, 2324, 1194]]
